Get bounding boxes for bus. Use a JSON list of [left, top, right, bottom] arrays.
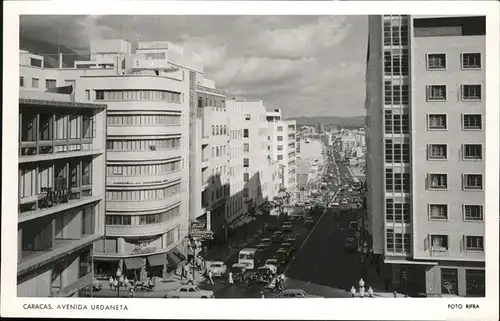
[[238, 248, 259, 270]]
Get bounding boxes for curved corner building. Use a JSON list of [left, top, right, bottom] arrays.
[[78, 40, 198, 281]]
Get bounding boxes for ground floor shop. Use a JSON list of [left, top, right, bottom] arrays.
[[390, 261, 485, 297], [93, 245, 186, 282]]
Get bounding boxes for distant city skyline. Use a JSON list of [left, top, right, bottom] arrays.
[[19, 15, 368, 118]]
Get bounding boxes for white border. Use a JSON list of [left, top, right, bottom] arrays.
[[2, 1, 499, 320]]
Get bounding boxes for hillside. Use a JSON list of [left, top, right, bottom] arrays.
[[20, 36, 86, 68], [287, 115, 365, 127]]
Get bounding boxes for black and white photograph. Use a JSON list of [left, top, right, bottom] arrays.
[[2, 1, 499, 320]]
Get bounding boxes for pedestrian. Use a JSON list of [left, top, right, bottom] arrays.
[[181, 264, 186, 280], [279, 274, 285, 291], [109, 276, 114, 290], [129, 287, 134, 298], [208, 270, 214, 285], [260, 291, 265, 299], [228, 271, 234, 285], [274, 277, 281, 293], [186, 272, 195, 285]]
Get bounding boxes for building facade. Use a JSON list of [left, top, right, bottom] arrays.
[[18, 54, 107, 297], [365, 15, 485, 297]]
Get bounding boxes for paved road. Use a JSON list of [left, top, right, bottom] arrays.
[[283, 150, 364, 298]]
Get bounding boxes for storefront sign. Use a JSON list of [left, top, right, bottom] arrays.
[[191, 221, 206, 230], [190, 231, 214, 239], [129, 237, 159, 255]]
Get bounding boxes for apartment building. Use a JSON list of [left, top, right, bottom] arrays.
[[366, 15, 485, 297], [18, 53, 107, 297], [21, 39, 203, 281], [239, 100, 271, 213], [266, 109, 297, 201], [196, 79, 230, 241]]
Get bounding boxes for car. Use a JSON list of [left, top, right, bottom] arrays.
[[285, 236, 297, 244], [282, 223, 293, 232], [304, 217, 315, 226], [330, 201, 340, 208], [205, 261, 227, 277], [271, 234, 286, 243], [265, 223, 280, 231], [260, 238, 272, 247], [256, 243, 270, 252], [344, 238, 357, 253], [280, 242, 295, 253], [165, 285, 214, 298], [349, 221, 358, 231], [265, 258, 279, 269], [276, 289, 322, 298]]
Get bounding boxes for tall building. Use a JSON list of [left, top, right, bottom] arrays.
[[18, 52, 107, 296], [21, 39, 203, 281], [266, 109, 297, 200], [366, 15, 485, 297], [196, 78, 230, 243]]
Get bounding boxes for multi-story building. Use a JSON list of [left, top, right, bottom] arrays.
[[240, 100, 270, 213], [266, 109, 297, 200], [21, 39, 203, 281], [365, 15, 485, 297], [18, 53, 107, 297], [196, 78, 230, 242]]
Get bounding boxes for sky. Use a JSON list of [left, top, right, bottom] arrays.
[[20, 15, 368, 117]]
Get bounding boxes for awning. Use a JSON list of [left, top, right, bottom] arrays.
[[147, 254, 169, 267], [93, 257, 121, 262], [167, 251, 182, 266], [173, 247, 186, 261], [124, 257, 144, 270]]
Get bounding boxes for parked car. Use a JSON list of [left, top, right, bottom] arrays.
[[280, 242, 295, 254], [282, 222, 293, 232], [260, 238, 272, 247], [265, 258, 280, 270], [256, 243, 270, 252], [344, 237, 357, 253], [271, 233, 286, 243], [304, 217, 315, 226], [276, 289, 322, 298], [265, 223, 280, 231], [205, 261, 227, 277], [164, 285, 214, 298], [285, 236, 297, 245]]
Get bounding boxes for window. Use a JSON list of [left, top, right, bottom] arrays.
[[105, 215, 132, 225], [430, 234, 449, 251], [385, 139, 410, 163], [463, 114, 482, 130], [384, 110, 410, 134], [429, 204, 448, 220], [277, 155, 283, 161], [277, 145, 283, 151], [427, 85, 447, 101], [384, 82, 409, 105], [465, 270, 485, 297], [465, 236, 484, 252], [85, 90, 90, 101], [385, 198, 410, 222], [386, 229, 411, 253], [245, 114, 251, 120], [463, 174, 483, 190], [427, 53, 446, 69], [243, 188, 249, 198], [441, 269, 458, 295], [462, 85, 482, 101], [243, 158, 249, 168], [21, 111, 37, 142], [428, 114, 447, 130], [32, 78, 39, 88], [20, 76, 24, 87], [428, 144, 447, 160], [243, 129, 249, 138], [277, 126, 283, 132], [243, 143, 249, 153], [464, 205, 483, 221], [45, 79, 57, 89], [94, 90, 181, 102], [428, 173, 447, 190], [243, 173, 249, 182], [463, 144, 482, 160], [462, 53, 481, 69], [385, 169, 410, 193], [277, 136, 283, 142]]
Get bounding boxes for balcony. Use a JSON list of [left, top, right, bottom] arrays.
[[18, 234, 102, 276], [107, 125, 182, 137], [107, 148, 182, 162], [201, 156, 210, 169], [106, 171, 182, 187], [51, 272, 93, 297], [19, 140, 103, 164], [107, 194, 182, 212], [106, 219, 182, 238]]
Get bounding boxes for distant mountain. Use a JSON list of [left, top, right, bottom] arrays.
[[287, 115, 365, 127], [20, 36, 86, 68]]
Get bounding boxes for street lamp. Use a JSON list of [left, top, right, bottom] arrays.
[[114, 269, 129, 298]]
